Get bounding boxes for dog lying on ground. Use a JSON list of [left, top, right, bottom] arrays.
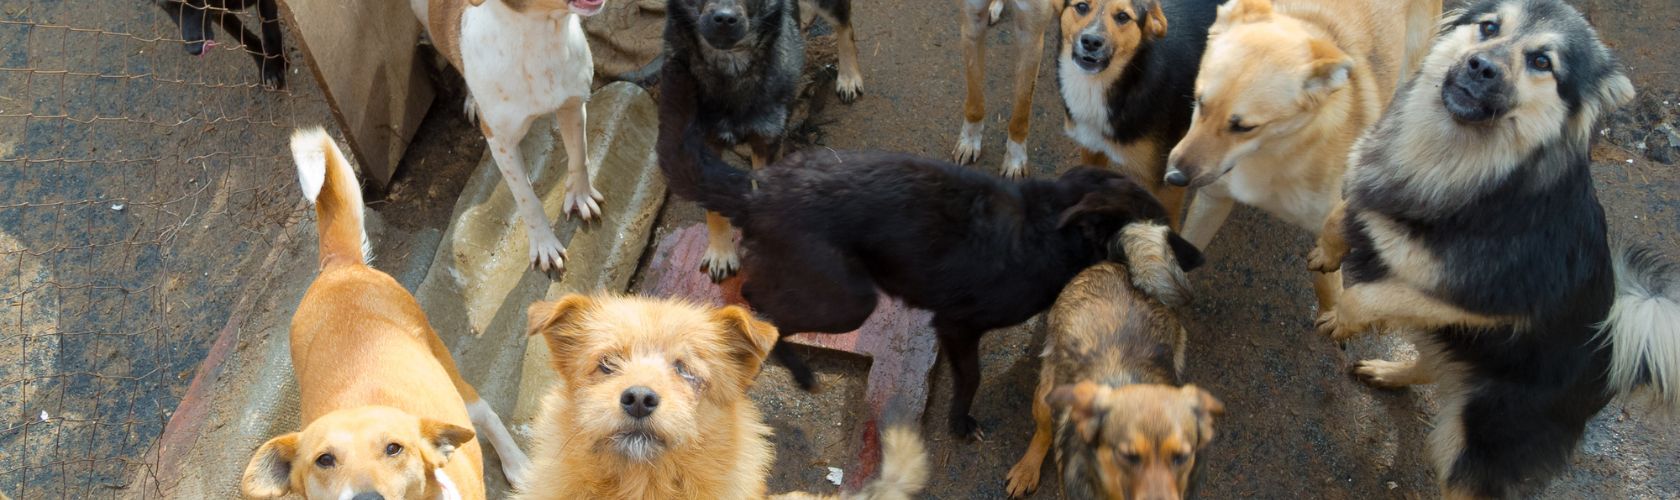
[[1162, 0, 1442, 312], [409, 0, 607, 279], [1057, 0, 1220, 227], [1309, 0, 1679, 497], [517, 293, 927, 499], [661, 0, 866, 282], [950, 0, 1053, 178], [242, 129, 530, 498], [155, 0, 286, 89], [1004, 232, 1221, 499], [657, 68, 1203, 438]]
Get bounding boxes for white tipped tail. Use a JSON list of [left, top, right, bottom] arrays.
[[1601, 243, 1680, 410], [846, 426, 928, 500], [289, 127, 370, 266], [1120, 222, 1194, 308]]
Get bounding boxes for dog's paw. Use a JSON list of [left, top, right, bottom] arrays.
[[1307, 245, 1342, 273], [836, 71, 864, 104], [1004, 457, 1043, 498], [987, 0, 1005, 25], [563, 182, 605, 222], [1001, 139, 1029, 178], [701, 243, 740, 283], [1351, 359, 1418, 390], [949, 414, 985, 441], [953, 121, 984, 165], [463, 97, 480, 125], [1314, 310, 1360, 342], [528, 232, 568, 281], [261, 61, 286, 91]]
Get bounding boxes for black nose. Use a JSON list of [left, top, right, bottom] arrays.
[[1079, 33, 1105, 52], [620, 386, 660, 418], [710, 9, 741, 26], [1465, 54, 1502, 82], [1164, 169, 1190, 187], [351, 493, 384, 500]]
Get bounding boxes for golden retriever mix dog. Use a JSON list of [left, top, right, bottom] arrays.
[[517, 294, 928, 500], [1161, 0, 1441, 312]]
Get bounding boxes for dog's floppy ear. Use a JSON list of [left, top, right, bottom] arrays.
[[713, 305, 780, 378], [1303, 38, 1353, 101], [1142, 0, 1168, 39], [1575, 71, 1635, 138], [418, 418, 476, 465], [1057, 192, 1108, 232], [242, 433, 299, 499], [527, 294, 597, 372], [1180, 385, 1224, 449], [1168, 232, 1203, 272], [1048, 381, 1110, 442]]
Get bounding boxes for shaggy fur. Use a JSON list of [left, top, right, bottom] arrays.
[[657, 71, 1204, 439], [1310, 1, 1678, 497]]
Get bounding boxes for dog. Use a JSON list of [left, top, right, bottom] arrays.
[[1307, 0, 1679, 497], [409, 0, 607, 279], [1057, 0, 1220, 227], [1161, 0, 1442, 312], [657, 69, 1205, 438], [660, 0, 866, 282], [1003, 230, 1222, 499], [517, 293, 928, 499], [241, 129, 531, 498], [950, 0, 1054, 178], [156, 0, 287, 89]]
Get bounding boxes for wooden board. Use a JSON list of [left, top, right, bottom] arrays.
[[278, 0, 433, 189]]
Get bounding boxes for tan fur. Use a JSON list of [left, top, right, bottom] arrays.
[[1356, 332, 1477, 498], [1119, 222, 1193, 308], [1315, 279, 1516, 342], [954, 0, 1057, 177]]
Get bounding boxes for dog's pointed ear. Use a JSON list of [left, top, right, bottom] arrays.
[[1575, 71, 1635, 136], [1214, 0, 1272, 29], [1168, 232, 1204, 272], [1302, 38, 1353, 100], [528, 294, 596, 372], [1143, 0, 1169, 39], [419, 418, 476, 465], [242, 433, 299, 499], [713, 305, 780, 377], [1180, 384, 1224, 449], [1048, 381, 1109, 442]]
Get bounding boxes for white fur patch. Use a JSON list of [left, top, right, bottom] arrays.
[[1601, 247, 1680, 411], [435, 468, 463, 500], [290, 127, 330, 203]]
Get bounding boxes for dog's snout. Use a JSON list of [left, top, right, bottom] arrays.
[[1465, 54, 1502, 82], [1164, 168, 1190, 187], [350, 493, 385, 500], [1079, 33, 1106, 52], [620, 386, 660, 418], [710, 9, 741, 27]]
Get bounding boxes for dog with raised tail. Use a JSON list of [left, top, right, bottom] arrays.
[[1309, 0, 1679, 496]]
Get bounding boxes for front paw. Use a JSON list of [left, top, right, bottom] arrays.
[[700, 242, 740, 283], [1307, 244, 1344, 273], [528, 232, 568, 281], [836, 71, 864, 104], [1001, 140, 1029, 178], [953, 121, 984, 165], [563, 182, 605, 222], [1004, 457, 1043, 498], [1314, 310, 1360, 342], [261, 59, 287, 90], [949, 414, 985, 441]]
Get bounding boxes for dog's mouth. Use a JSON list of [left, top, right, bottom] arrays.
[[1070, 49, 1111, 73], [1440, 69, 1510, 124], [568, 0, 604, 17], [608, 428, 666, 462]]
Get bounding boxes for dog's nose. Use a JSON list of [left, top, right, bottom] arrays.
[[1079, 33, 1105, 52], [350, 493, 384, 500], [1164, 168, 1190, 187], [710, 9, 741, 27], [1465, 54, 1502, 82], [620, 386, 660, 418]]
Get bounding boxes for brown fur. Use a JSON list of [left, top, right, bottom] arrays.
[[1003, 262, 1221, 499], [953, 0, 1057, 177]]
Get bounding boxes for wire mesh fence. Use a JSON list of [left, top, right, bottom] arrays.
[[0, 0, 335, 497]]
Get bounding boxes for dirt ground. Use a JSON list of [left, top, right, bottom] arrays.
[[309, 0, 1680, 498]]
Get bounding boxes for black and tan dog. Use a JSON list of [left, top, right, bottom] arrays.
[[661, 0, 865, 282], [1310, 0, 1679, 497], [1057, 0, 1220, 227], [1003, 229, 1221, 499], [657, 68, 1204, 439]]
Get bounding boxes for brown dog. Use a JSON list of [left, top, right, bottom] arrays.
[[1004, 224, 1222, 499], [241, 129, 530, 499], [516, 293, 928, 500], [952, 0, 1055, 178]]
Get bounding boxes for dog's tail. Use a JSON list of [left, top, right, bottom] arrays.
[[767, 426, 928, 500], [1117, 221, 1202, 308], [654, 59, 753, 223], [290, 127, 371, 268], [1600, 243, 1680, 411]]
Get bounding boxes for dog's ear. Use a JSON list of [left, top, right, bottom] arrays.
[[1142, 0, 1168, 39], [467, 0, 488, 6], [527, 294, 597, 372], [1168, 232, 1204, 272], [1303, 38, 1353, 101], [713, 305, 780, 377], [1048, 381, 1110, 442], [242, 433, 299, 499], [1214, 0, 1272, 29], [1180, 384, 1224, 449], [1575, 71, 1635, 136], [418, 418, 476, 465]]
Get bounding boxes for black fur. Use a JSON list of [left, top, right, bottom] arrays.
[[657, 72, 1201, 437], [155, 0, 286, 89], [1057, 0, 1219, 147]]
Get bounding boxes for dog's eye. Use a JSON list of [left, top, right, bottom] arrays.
[[1119, 451, 1142, 465], [674, 360, 695, 379], [1528, 53, 1552, 72], [1113, 11, 1131, 24], [1073, 1, 1090, 15], [1228, 121, 1256, 133], [385, 443, 403, 457], [1170, 451, 1190, 467], [315, 453, 336, 468], [1477, 20, 1499, 39], [598, 359, 616, 375]]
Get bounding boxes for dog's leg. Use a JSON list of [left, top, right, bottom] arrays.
[[484, 120, 567, 279], [466, 398, 532, 488], [987, 0, 1005, 25], [772, 343, 820, 391], [254, 0, 286, 89], [1079, 148, 1107, 168], [702, 212, 741, 282], [558, 97, 603, 221], [1315, 280, 1511, 342], [952, 0, 990, 165], [937, 322, 986, 439], [1311, 269, 1341, 314], [817, 0, 864, 103], [1004, 362, 1055, 498], [1308, 200, 1350, 273], [1352, 357, 1434, 389], [1180, 190, 1235, 250], [999, 1, 1048, 178]]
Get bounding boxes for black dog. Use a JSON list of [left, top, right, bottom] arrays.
[[657, 73, 1203, 438], [662, 0, 864, 282], [156, 0, 286, 89]]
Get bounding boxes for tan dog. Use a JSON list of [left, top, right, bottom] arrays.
[[410, 0, 606, 278], [517, 294, 928, 500], [1004, 225, 1221, 499], [951, 0, 1056, 178], [241, 129, 531, 499], [1161, 0, 1441, 312]]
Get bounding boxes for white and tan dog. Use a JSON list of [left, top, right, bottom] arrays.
[[241, 129, 532, 499], [412, 0, 606, 278]]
